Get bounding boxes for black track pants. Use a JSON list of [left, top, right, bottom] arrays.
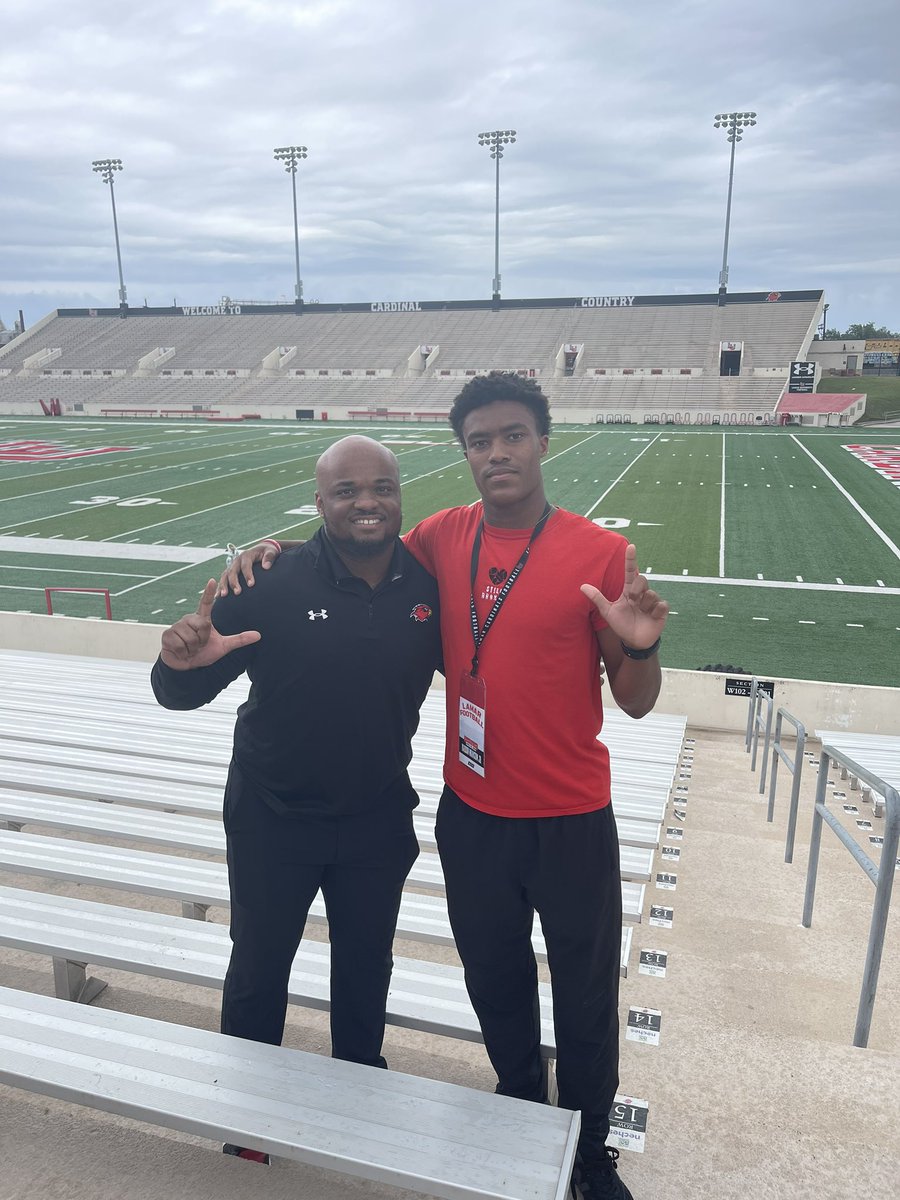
[[436, 786, 622, 1158], [221, 781, 418, 1067]]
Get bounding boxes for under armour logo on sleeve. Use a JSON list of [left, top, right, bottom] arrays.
[[308, 609, 328, 620]]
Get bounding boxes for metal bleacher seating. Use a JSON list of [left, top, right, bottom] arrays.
[[0, 648, 686, 1190], [0, 294, 821, 420], [0, 983, 580, 1200], [813, 730, 900, 817]]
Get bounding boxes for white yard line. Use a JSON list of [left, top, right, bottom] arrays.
[[112, 557, 218, 598], [264, 455, 470, 540], [96, 474, 315, 539], [4, 441, 456, 542], [0, 444, 328, 530], [583, 434, 662, 518], [645, 573, 900, 596], [0, 536, 221, 564], [719, 432, 726, 578], [790, 434, 900, 562], [0, 429, 291, 496], [3, 565, 152, 578], [543, 431, 604, 467], [111, 453, 472, 590]]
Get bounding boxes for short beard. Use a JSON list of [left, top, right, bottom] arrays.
[[324, 528, 394, 560]]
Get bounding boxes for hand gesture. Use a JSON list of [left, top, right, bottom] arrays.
[[160, 580, 261, 670], [218, 541, 282, 596], [581, 544, 668, 651]]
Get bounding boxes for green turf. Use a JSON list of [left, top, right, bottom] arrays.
[[816, 375, 900, 421], [1, 418, 897, 687]]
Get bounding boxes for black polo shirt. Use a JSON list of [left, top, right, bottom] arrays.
[[151, 530, 441, 820]]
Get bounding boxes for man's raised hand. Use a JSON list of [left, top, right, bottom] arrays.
[[581, 543, 669, 651], [159, 579, 261, 670]]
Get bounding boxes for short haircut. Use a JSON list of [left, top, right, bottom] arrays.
[[449, 371, 552, 442]]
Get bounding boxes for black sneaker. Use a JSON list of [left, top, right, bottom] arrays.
[[570, 1147, 634, 1200], [222, 1143, 270, 1165]]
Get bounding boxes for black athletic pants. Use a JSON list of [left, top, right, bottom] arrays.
[[436, 786, 622, 1160], [221, 774, 419, 1067]]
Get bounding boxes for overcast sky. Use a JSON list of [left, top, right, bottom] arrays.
[[2, 0, 898, 333]]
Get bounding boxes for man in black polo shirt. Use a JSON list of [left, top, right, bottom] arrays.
[[151, 437, 441, 1146]]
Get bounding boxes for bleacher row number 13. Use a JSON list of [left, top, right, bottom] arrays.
[[70, 496, 176, 507]]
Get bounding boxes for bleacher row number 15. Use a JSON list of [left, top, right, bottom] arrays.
[[70, 496, 176, 507]]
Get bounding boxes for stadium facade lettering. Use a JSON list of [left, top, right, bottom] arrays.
[[580, 296, 636, 307], [56, 289, 824, 322], [180, 305, 242, 316]]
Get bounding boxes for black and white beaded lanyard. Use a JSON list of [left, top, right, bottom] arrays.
[[468, 501, 553, 677]]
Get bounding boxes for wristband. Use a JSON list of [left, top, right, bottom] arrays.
[[259, 538, 282, 552], [620, 636, 661, 660]]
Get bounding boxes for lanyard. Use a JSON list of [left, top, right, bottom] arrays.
[[468, 502, 553, 676]]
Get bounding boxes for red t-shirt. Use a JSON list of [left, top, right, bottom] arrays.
[[404, 504, 626, 817]]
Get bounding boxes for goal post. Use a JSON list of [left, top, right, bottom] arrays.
[[44, 587, 112, 620]]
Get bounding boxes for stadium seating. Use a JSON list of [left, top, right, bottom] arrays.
[[0, 984, 579, 1200], [0, 291, 823, 421], [0, 884, 572, 1044], [0, 648, 697, 1189]]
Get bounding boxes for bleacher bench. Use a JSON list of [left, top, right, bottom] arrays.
[[0, 758, 663, 850], [0, 790, 655, 883], [0, 985, 579, 1200], [0, 885, 565, 1055], [0, 728, 677, 802], [0, 830, 638, 963]]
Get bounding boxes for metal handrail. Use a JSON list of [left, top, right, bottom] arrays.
[[744, 677, 758, 752], [768, 708, 806, 863], [802, 746, 900, 1047], [750, 687, 774, 794]]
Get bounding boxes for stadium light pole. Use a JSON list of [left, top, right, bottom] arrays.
[[478, 130, 516, 306], [273, 145, 308, 309], [713, 112, 756, 305], [91, 158, 128, 310]]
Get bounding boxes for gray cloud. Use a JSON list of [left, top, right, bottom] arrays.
[[1, 0, 897, 330]]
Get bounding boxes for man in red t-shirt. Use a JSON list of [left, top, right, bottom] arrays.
[[405, 374, 667, 1200], [224, 374, 668, 1200]]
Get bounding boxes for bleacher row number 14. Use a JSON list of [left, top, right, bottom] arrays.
[[70, 496, 176, 507]]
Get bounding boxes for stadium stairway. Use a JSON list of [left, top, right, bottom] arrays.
[[0, 651, 897, 1199]]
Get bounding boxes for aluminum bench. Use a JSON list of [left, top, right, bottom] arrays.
[[0, 756, 666, 843], [0, 790, 654, 883], [0, 885, 568, 1052], [0, 985, 579, 1200], [0, 831, 639, 960]]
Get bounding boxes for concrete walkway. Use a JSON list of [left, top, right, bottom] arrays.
[[1, 727, 898, 1200]]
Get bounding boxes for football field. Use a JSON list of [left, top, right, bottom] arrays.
[[1, 417, 898, 687]]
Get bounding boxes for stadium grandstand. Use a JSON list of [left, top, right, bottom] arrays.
[[1, 282, 898, 1199], [0, 288, 829, 426]]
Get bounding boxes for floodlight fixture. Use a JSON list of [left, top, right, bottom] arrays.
[[274, 145, 309, 305], [478, 129, 517, 303], [713, 112, 758, 300], [91, 157, 128, 307]]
